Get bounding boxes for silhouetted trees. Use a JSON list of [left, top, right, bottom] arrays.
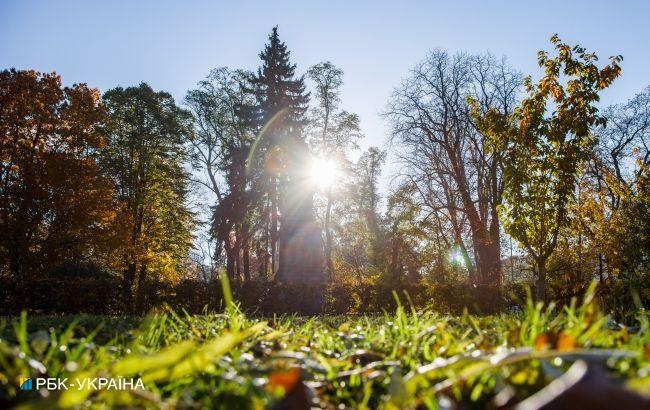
[[185, 68, 258, 281]]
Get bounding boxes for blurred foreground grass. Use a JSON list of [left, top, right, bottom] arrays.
[[0, 286, 648, 409]]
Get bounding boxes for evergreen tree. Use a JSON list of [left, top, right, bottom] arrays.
[[242, 27, 325, 289], [243, 26, 309, 143]]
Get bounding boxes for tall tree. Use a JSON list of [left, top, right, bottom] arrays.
[[0, 69, 116, 279], [352, 147, 386, 269], [472, 35, 622, 300], [385, 52, 520, 287], [307, 61, 362, 276], [185, 67, 258, 281], [101, 83, 194, 312], [243, 27, 325, 285]]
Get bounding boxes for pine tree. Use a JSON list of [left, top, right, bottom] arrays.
[[243, 27, 325, 296], [244, 26, 309, 143]]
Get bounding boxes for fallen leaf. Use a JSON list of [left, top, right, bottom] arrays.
[[268, 368, 301, 394], [556, 332, 575, 352]]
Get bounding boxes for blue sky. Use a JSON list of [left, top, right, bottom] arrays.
[[2, 0, 649, 176]]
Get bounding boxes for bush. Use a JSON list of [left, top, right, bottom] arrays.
[[0, 269, 583, 317]]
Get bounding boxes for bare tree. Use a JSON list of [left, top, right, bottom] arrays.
[[185, 67, 257, 281], [384, 51, 521, 286], [593, 85, 650, 206]]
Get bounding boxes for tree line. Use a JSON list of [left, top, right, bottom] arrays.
[[1, 29, 648, 316]]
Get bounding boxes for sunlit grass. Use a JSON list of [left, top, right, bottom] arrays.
[[0, 288, 648, 409]]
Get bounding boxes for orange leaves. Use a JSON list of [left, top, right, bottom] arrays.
[[534, 333, 549, 351], [557, 332, 577, 351], [534, 331, 576, 352], [0, 68, 117, 277], [267, 368, 301, 394]]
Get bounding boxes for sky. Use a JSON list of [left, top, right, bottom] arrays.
[[2, 0, 650, 187]]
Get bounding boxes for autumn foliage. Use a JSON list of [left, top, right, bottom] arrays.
[[0, 69, 118, 280]]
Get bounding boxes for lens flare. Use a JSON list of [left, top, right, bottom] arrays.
[[310, 157, 339, 189], [450, 249, 465, 266]]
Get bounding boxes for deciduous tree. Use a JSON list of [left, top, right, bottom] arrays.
[[0, 69, 116, 279], [101, 83, 194, 312], [307, 61, 362, 276], [472, 35, 622, 300]]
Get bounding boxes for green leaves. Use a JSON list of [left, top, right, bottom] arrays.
[[470, 35, 622, 299]]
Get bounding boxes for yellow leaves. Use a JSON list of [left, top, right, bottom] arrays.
[[112, 340, 196, 377]]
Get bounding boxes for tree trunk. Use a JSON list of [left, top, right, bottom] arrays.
[[390, 235, 400, 283], [135, 263, 147, 313], [224, 240, 236, 281], [476, 238, 502, 286], [598, 253, 604, 282], [122, 261, 136, 313], [262, 197, 270, 278], [235, 234, 241, 282], [242, 223, 251, 281], [270, 180, 278, 276], [324, 185, 334, 276], [536, 259, 547, 301], [450, 154, 502, 286]]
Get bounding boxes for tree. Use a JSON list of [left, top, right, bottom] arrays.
[[385, 52, 520, 287], [352, 147, 386, 269], [385, 183, 431, 284], [578, 85, 650, 304], [101, 83, 194, 312], [0, 69, 116, 279], [185, 67, 258, 281], [243, 27, 325, 285], [472, 35, 622, 300], [306, 61, 362, 276], [592, 85, 650, 208]]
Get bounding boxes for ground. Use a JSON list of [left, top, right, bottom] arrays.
[[1, 291, 649, 409]]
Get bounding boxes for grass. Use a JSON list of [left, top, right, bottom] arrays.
[[0, 286, 649, 409]]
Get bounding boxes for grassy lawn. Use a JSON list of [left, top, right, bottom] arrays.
[[1, 290, 649, 409]]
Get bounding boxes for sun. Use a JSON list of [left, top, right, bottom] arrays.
[[310, 157, 339, 189]]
